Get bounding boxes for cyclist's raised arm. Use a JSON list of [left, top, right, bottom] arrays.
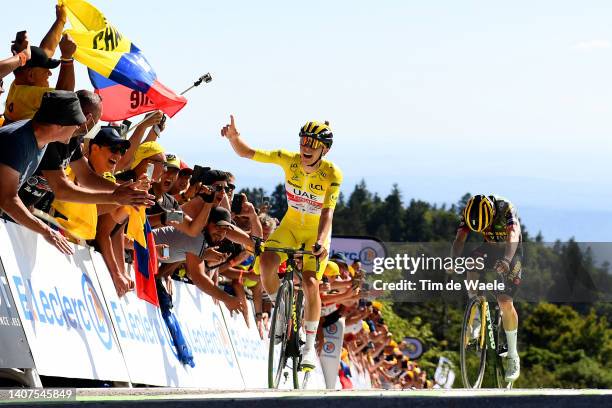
[[221, 115, 256, 159]]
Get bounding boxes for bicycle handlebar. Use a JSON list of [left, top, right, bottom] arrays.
[[262, 245, 321, 274], [263, 247, 317, 257]]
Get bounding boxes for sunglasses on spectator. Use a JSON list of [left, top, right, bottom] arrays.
[[214, 185, 232, 193], [106, 145, 127, 155], [300, 136, 326, 149], [227, 183, 236, 191]]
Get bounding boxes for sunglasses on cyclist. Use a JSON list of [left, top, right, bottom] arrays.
[[300, 135, 326, 149], [214, 185, 232, 193]]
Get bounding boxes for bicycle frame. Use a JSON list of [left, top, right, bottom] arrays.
[[265, 244, 319, 388]]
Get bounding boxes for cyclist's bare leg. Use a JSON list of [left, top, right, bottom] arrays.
[[302, 270, 321, 323], [497, 294, 519, 364], [497, 294, 517, 331], [259, 251, 282, 300], [301, 270, 321, 366]]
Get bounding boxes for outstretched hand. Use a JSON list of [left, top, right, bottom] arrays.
[[221, 115, 240, 140], [113, 180, 155, 207], [43, 228, 74, 255]]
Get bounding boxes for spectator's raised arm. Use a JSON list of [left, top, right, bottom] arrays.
[[39, 4, 67, 57], [1, 33, 30, 79], [54, 34, 76, 91], [116, 111, 163, 171]]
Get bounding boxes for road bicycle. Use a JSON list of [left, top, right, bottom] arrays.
[[266, 244, 319, 389], [460, 293, 513, 389]]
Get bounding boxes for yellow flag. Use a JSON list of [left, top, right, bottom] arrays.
[[60, 0, 133, 78], [126, 206, 147, 248]]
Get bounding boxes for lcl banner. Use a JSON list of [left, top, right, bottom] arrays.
[[330, 236, 387, 274]]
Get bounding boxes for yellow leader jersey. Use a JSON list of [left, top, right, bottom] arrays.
[[253, 149, 342, 228]]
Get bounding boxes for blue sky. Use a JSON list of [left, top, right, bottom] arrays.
[[3, 1, 612, 241]]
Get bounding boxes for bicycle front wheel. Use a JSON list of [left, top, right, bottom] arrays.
[[460, 296, 487, 388], [268, 280, 293, 388]]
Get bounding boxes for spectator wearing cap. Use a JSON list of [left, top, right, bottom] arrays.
[[169, 162, 194, 204], [153, 206, 245, 313], [158, 153, 182, 200], [17, 91, 152, 213], [0, 90, 85, 254], [4, 6, 77, 123], [88, 127, 131, 177], [115, 141, 166, 183]]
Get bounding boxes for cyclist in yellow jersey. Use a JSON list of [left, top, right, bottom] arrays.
[[221, 115, 342, 370]]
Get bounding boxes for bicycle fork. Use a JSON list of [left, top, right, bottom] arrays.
[[484, 302, 496, 350]]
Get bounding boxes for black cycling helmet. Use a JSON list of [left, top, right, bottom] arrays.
[[463, 194, 495, 232]]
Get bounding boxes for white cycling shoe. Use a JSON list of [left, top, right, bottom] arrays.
[[505, 355, 520, 382], [300, 347, 317, 371]]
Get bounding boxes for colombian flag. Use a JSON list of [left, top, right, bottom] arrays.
[[61, 0, 187, 121], [127, 207, 159, 306]]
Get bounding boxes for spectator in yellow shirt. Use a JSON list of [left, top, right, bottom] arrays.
[[4, 4, 76, 123]]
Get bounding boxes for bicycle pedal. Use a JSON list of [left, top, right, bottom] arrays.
[[300, 366, 314, 373]]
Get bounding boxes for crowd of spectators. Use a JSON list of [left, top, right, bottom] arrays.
[[318, 256, 432, 389], [0, 4, 431, 389]]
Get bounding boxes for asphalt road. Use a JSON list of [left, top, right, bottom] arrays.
[[0, 388, 610, 408]]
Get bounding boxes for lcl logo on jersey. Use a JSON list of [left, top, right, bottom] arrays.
[[310, 183, 323, 191]]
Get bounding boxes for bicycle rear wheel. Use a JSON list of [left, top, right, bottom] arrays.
[[268, 280, 293, 388], [460, 296, 488, 388], [495, 309, 513, 389]]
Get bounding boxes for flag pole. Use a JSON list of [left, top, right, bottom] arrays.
[[124, 73, 213, 135]]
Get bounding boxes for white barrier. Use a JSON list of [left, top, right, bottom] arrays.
[[219, 301, 267, 388], [0, 221, 372, 389], [172, 279, 244, 388], [0, 222, 129, 382]]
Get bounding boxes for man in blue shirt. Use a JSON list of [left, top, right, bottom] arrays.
[[0, 90, 85, 254]]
